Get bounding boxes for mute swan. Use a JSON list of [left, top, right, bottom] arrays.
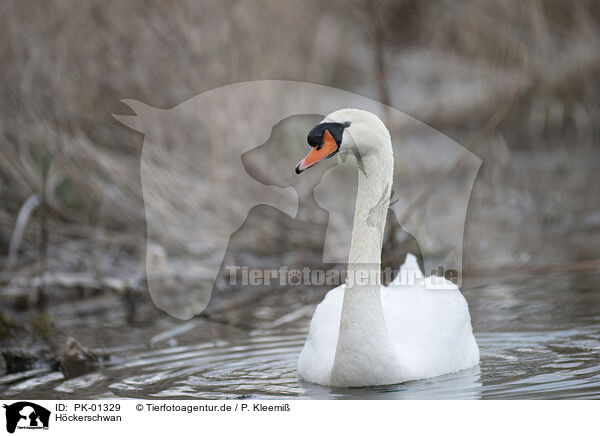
[[295, 109, 479, 387]]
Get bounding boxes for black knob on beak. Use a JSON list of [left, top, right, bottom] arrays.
[[306, 122, 346, 150], [307, 131, 322, 148]]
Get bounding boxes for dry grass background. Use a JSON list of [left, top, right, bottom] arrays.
[[0, 0, 599, 321]]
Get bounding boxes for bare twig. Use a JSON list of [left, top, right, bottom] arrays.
[[4, 272, 145, 296], [369, 0, 392, 126], [5, 194, 41, 270]]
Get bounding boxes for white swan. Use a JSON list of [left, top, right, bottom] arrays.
[[295, 109, 479, 387]]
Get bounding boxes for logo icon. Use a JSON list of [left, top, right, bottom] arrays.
[[3, 402, 50, 434]]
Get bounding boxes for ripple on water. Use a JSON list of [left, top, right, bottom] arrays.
[[2, 328, 599, 399]]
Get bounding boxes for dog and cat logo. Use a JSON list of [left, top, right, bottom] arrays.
[[2, 402, 50, 433]]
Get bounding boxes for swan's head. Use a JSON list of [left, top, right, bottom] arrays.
[[295, 108, 390, 174]]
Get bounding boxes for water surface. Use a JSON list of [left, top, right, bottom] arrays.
[[2, 271, 599, 400]]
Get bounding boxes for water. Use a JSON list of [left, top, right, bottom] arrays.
[[2, 270, 599, 399], [2, 327, 600, 399]]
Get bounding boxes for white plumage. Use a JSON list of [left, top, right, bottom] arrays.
[[297, 109, 479, 387], [298, 254, 480, 386]]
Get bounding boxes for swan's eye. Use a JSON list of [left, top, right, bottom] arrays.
[[342, 121, 351, 128]]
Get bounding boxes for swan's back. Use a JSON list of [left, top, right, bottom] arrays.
[[382, 260, 479, 381], [298, 255, 479, 386]]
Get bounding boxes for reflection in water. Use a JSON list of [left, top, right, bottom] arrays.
[[2, 326, 599, 399], [300, 366, 482, 400]]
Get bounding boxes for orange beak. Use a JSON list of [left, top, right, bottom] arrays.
[[295, 129, 339, 174]]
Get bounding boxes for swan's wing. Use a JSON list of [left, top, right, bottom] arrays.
[[383, 273, 479, 380]]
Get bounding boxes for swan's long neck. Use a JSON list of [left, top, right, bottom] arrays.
[[330, 131, 402, 386], [347, 152, 392, 271]]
